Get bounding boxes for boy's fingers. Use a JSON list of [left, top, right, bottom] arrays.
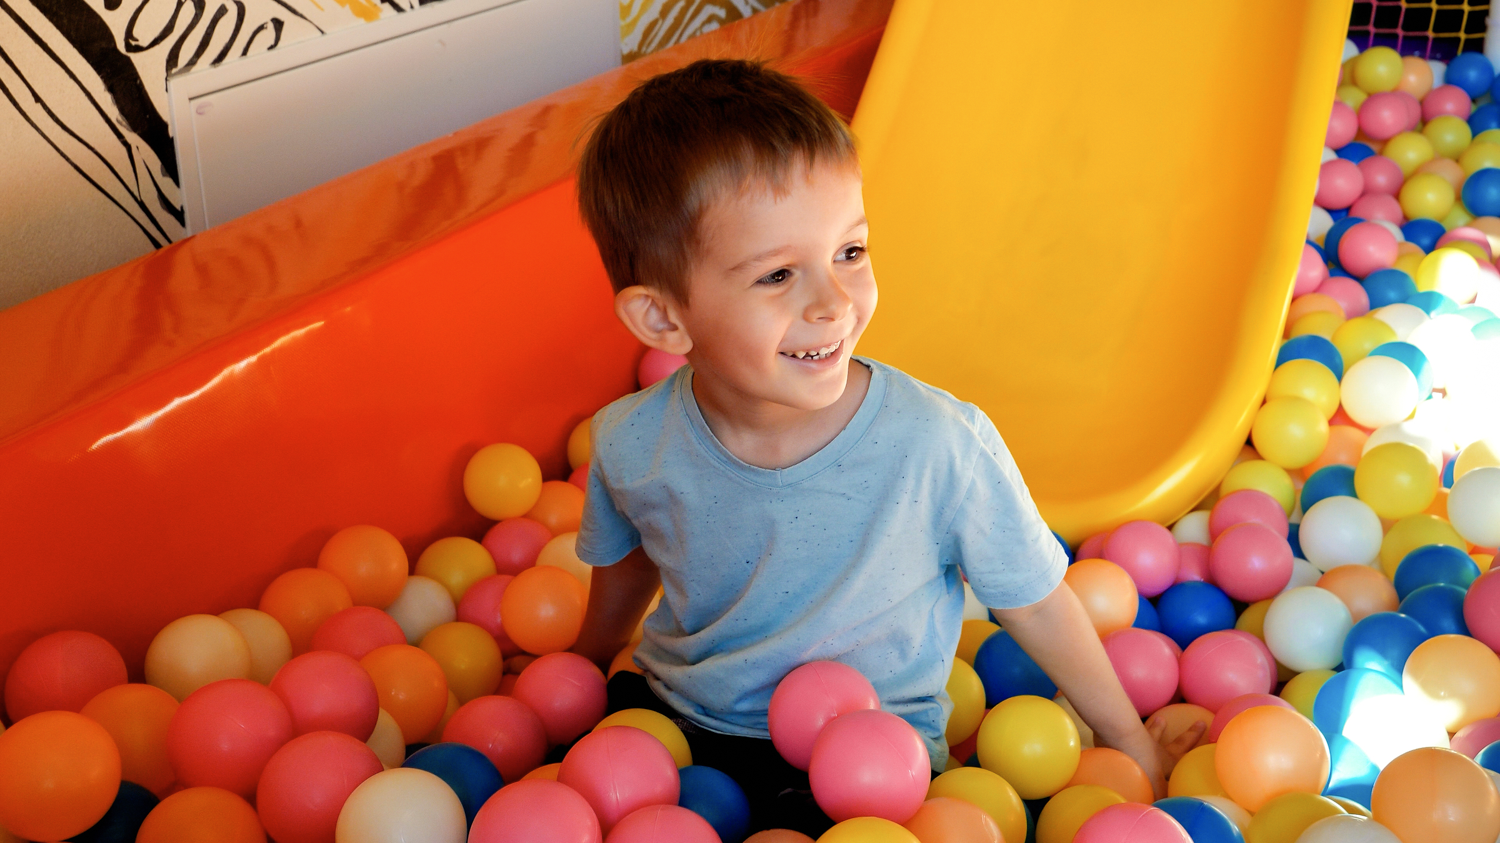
[[1145, 715, 1167, 742], [1164, 720, 1207, 755]]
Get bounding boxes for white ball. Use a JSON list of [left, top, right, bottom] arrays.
[[962, 581, 989, 621], [1449, 467, 1500, 548], [1364, 419, 1447, 472], [1372, 303, 1429, 341], [336, 767, 467, 843], [1343, 39, 1359, 62], [1430, 59, 1447, 88], [384, 575, 455, 644], [1299, 496, 1383, 571], [1408, 314, 1479, 390], [1413, 396, 1462, 452], [1476, 273, 1500, 311], [1373, 219, 1405, 242], [1322, 146, 1338, 163], [1198, 796, 1252, 832], [1283, 558, 1323, 592], [1341, 356, 1421, 429], [1310, 205, 1335, 241], [1264, 586, 1352, 671], [1172, 510, 1211, 546], [1296, 813, 1401, 843]]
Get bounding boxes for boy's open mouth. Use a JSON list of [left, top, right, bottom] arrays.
[[779, 340, 842, 361]]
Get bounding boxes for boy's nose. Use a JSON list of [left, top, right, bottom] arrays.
[[804, 270, 853, 323]]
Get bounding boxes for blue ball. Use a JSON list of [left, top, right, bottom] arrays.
[[1476, 317, 1500, 341], [973, 629, 1056, 705], [1459, 304, 1499, 325], [1394, 544, 1481, 600], [1337, 142, 1375, 164], [1276, 335, 1344, 381], [1329, 264, 1356, 279], [1473, 102, 1500, 134], [1362, 268, 1418, 309], [70, 781, 159, 843], [1329, 207, 1349, 222], [1325, 734, 1379, 808], [1342, 611, 1430, 679], [1053, 530, 1074, 565], [1464, 168, 1500, 217], [1476, 741, 1500, 775], [1133, 593, 1161, 631], [1402, 218, 1448, 252], [1287, 522, 1303, 559], [1307, 240, 1326, 261], [1152, 797, 1243, 843], [403, 742, 505, 826], [1301, 466, 1358, 513], [1445, 455, 1457, 488], [1408, 290, 1461, 316], [678, 766, 751, 843], [1399, 583, 1471, 637], [1448, 52, 1495, 98], [1367, 341, 1433, 396], [1325, 216, 1366, 264], [1155, 582, 1237, 650], [1312, 667, 1403, 738]]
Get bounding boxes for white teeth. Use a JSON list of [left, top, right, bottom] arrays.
[[782, 340, 841, 361]]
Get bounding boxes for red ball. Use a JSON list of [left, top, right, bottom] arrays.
[[1337, 220, 1399, 278], [256, 731, 382, 843], [808, 709, 930, 824], [469, 779, 601, 843], [482, 518, 552, 576], [442, 695, 548, 783], [558, 726, 679, 834], [1327, 100, 1358, 149], [1358, 155, 1405, 196], [310, 606, 405, 661], [1296, 243, 1329, 296], [511, 653, 607, 746], [456, 575, 521, 657], [1348, 193, 1405, 227], [607, 805, 720, 843], [1315, 159, 1365, 210], [1103, 521, 1180, 598], [1209, 489, 1288, 541], [1177, 631, 1276, 712], [1101, 628, 1180, 717], [1318, 276, 1372, 319], [1423, 84, 1473, 121], [166, 678, 294, 798], [1359, 92, 1410, 140], [568, 464, 588, 491], [4, 631, 127, 722], [1077, 531, 1110, 561], [269, 651, 379, 740], [1208, 523, 1293, 602]]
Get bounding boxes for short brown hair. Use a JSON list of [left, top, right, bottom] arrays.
[[577, 59, 858, 302]]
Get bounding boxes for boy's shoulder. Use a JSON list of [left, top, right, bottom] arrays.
[[588, 365, 687, 460], [863, 358, 998, 445]]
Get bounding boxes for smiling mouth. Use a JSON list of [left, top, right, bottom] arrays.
[[779, 339, 843, 361]]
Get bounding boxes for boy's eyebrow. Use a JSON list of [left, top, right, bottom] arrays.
[[725, 216, 869, 275]]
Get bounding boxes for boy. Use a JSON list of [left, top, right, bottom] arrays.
[[570, 59, 1196, 835]]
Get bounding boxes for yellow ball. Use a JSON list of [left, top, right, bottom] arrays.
[[1236, 599, 1274, 641], [945, 659, 985, 745], [1461, 142, 1500, 176], [1168, 744, 1229, 798], [817, 817, 919, 843], [415, 537, 497, 604], [1251, 397, 1330, 470], [1268, 359, 1341, 420], [956, 619, 999, 665], [566, 419, 591, 470], [1456, 439, 1500, 480], [1035, 786, 1125, 843], [1400, 172, 1457, 221], [1356, 442, 1441, 520], [1289, 311, 1345, 340], [1384, 132, 1435, 176], [976, 696, 1080, 799], [1393, 251, 1425, 277], [1354, 46, 1404, 93], [594, 708, 692, 767], [145, 614, 252, 701], [462, 443, 542, 520], [418, 622, 502, 703], [1336, 84, 1369, 111], [928, 768, 1027, 843], [1245, 792, 1345, 843], [1424, 115, 1474, 160], [1380, 513, 1468, 578], [1416, 248, 1486, 303], [1328, 796, 1372, 817], [1221, 460, 1296, 515], [1442, 202, 1475, 230], [1280, 669, 1338, 720], [1331, 316, 1399, 372]]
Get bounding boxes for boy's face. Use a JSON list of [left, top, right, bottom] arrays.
[[677, 160, 875, 414]]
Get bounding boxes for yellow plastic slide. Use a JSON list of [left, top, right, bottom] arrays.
[[853, 0, 1353, 543]]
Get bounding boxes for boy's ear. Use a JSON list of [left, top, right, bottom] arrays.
[[615, 286, 694, 356]]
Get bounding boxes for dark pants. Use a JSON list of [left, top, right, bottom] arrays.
[[606, 671, 836, 837]]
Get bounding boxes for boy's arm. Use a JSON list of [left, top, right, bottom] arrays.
[[990, 580, 1204, 799], [571, 546, 661, 671]]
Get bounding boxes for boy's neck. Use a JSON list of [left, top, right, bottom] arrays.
[[691, 359, 872, 471]]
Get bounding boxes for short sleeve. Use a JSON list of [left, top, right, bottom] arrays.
[[574, 419, 642, 567], [945, 413, 1069, 610]]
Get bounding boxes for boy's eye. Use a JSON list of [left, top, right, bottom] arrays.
[[757, 268, 791, 285], [836, 245, 866, 262]]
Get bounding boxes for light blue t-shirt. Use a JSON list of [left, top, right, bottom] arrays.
[[575, 358, 1068, 767]]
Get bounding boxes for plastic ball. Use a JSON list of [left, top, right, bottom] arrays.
[[1152, 703, 1214, 753], [219, 608, 293, 684], [136, 787, 266, 843], [402, 742, 503, 826], [594, 709, 690, 769], [1402, 634, 1500, 731], [166, 679, 293, 798], [335, 767, 467, 843], [1299, 243, 1331, 294], [317, 525, 409, 609], [1205, 694, 1292, 744], [439, 695, 545, 782], [79, 683, 178, 796], [1063, 559, 1139, 635], [1101, 627, 1180, 716], [1400, 583, 1470, 637], [359, 644, 448, 743], [1245, 792, 1344, 843], [1328, 100, 1359, 148], [1366, 342, 1434, 399], [269, 651, 379, 740], [1298, 813, 1399, 843], [1371, 747, 1500, 843], [926, 767, 1026, 843], [1167, 743, 1227, 799], [1342, 611, 1428, 680], [975, 695, 1079, 799], [501, 565, 586, 654], [1333, 316, 1400, 372], [144, 614, 252, 701], [1074, 803, 1191, 843], [1364, 269, 1419, 309], [559, 726, 679, 834], [1281, 669, 1337, 720], [1465, 569, 1500, 652], [1222, 460, 1297, 514], [1178, 630, 1276, 712], [956, 619, 999, 665], [468, 778, 602, 842], [1175, 543, 1212, 583], [945, 658, 985, 745], [1155, 581, 1236, 648], [260, 568, 355, 655], [1339, 221, 1400, 278], [1303, 428, 1368, 481], [899, 796, 1002, 843], [1065, 747, 1152, 804], [605, 804, 720, 843], [1353, 47, 1402, 92], [1299, 496, 1381, 571], [1209, 523, 1294, 602], [385, 575, 457, 645], [1356, 442, 1440, 519], [808, 709, 929, 823], [1425, 83, 1475, 121], [1173, 510, 1212, 545], [536, 533, 592, 594], [482, 518, 553, 577], [1453, 717, 1500, 758], [311, 606, 406, 661], [638, 348, 688, 388], [1450, 467, 1500, 547], [677, 765, 750, 843], [1362, 155, 1407, 196], [0, 711, 120, 841], [4, 631, 127, 723], [1211, 489, 1289, 540], [1400, 172, 1456, 220], [1380, 513, 1467, 576], [1034, 785, 1124, 843], [512, 651, 608, 746], [1277, 334, 1345, 378], [1446, 52, 1495, 98], [1321, 275, 1376, 318], [1426, 114, 1475, 160], [1384, 132, 1436, 177], [70, 780, 159, 843], [1151, 797, 1241, 843], [417, 622, 502, 703], [1264, 586, 1353, 671], [1454, 440, 1500, 480], [454, 575, 521, 657], [464, 443, 543, 520], [1214, 704, 1329, 812], [1319, 158, 1366, 210], [414, 537, 496, 605], [1269, 359, 1342, 420], [1394, 544, 1479, 600], [1102, 520, 1180, 597], [972, 629, 1057, 704], [256, 731, 382, 843]]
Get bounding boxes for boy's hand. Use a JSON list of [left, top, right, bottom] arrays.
[[1094, 715, 1206, 799]]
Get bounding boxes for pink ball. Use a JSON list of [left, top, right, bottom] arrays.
[[1077, 531, 1110, 561], [166, 678, 296, 798], [1316, 159, 1365, 210], [1178, 630, 1276, 712], [1206, 693, 1294, 742], [456, 574, 521, 657], [808, 709, 930, 823], [1318, 276, 1373, 318], [1328, 101, 1358, 148], [1358, 155, 1406, 196], [482, 518, 552, 576], [469, 779, 602, 843], [1359, 92, 1411, 140], [638, 349, 688, 389], [1296, 244, 1330, 296], [1438, 227, 1495, 260], [1451, 717, 1500, 758], [1423, 84, 1473, 121], [1104, 521, 1180, 598], [1395, 90, 1423, 130], [311, 606, 407, 661], [1175, 543, 1212, 584], [1208, 523, 1293, 602], [511, 652, 607, 746], [604, 805, 719, 843], [1101, 628, 1180, 717], [768, 661, 880, 771], [1209, 489, 1289, 540], [559, 726, 680, 834], [256, 731, 383, 843], [568, 464, 588, 491], [1464, 569, 1500, 652], [269, 651, 380, 740], [3, 630, 127, 722], [443, 695, 549, 783], [1348, 193, 1405, 226], [1149, 629, 1184, 659], [1074, 803, 1191, 843], [1337, 220, 1399, 278]]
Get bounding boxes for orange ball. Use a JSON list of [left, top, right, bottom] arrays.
[[419, 622, 503, 703], [360, 644, 449, 743], [1402, 635, 1500, 732], [500, 566, 587, 655], [1214, 705, 1329, 811], [1150, 703, 1213, 752], [1416, 157, 1467, 191], [317, 525, 410, 609], [1065, 747, 1154, 804], [0, 711, 121, 841], [525, 480, 586, 536], [1287, 293, 1346, 328], [1316, 564, 1399, 623], [1301, 424, 1370, 479], [1396, 55, 1434, 99], [137, 786, 267, 843], [1062, 559, 1139, 636], [903, 796, 1003, 843], [80, 683, 179, 796], [567, 419, 592, 471], [464, 443, 543, 520], [144, 614, 252, 701], [1372, 748, 1500, 843], [260, 568, 354, 654]]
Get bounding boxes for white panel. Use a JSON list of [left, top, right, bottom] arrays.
[[168, 0, 617, 232]]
